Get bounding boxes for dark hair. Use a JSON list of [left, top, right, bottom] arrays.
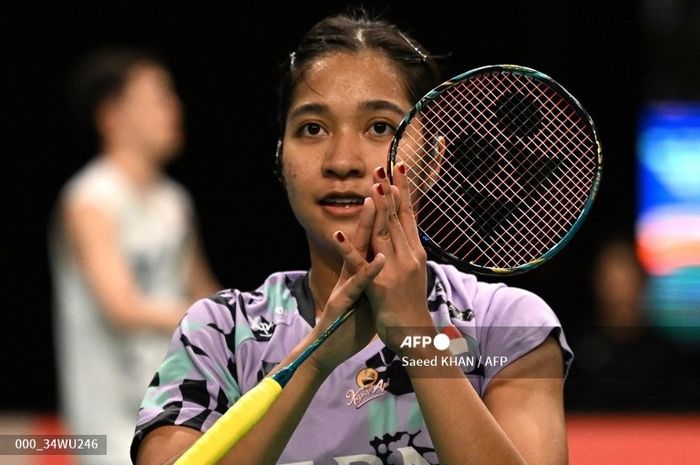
[[68, 47, 168, 136], [276, 9, 443, 135]]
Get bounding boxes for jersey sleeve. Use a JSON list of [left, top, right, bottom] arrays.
[[130, 295, 241, 463], [63, 162, 124, 215], [474, 285, 574, 395]]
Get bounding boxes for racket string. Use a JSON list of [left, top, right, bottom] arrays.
[[402, 130, 550, 265], [414, 85, 567, 234], [396, 136, 509, 261], [402, 117, 542, 263], [402, 170, 497, 260], [396, 69, 599, 269]]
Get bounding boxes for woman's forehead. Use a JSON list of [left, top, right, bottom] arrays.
[[290, 51, 410, 110]]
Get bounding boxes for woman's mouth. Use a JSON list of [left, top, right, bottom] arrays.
[[319, 195, 365, 216]]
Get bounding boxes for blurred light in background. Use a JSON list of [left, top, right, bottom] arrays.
[[637, 102, 700, 344]]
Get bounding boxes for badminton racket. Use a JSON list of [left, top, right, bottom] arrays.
[[174, 64, 601, 464]]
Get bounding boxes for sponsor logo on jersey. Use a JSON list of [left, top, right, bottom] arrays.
[[250, 315, 275, 340], [345, 367, 390, 408]]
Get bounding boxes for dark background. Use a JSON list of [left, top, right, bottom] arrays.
[[1, 1, 697, 413]]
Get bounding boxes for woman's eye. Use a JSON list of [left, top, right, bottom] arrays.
[[301, 123, 324, 136], [370, 122, 395, 136]]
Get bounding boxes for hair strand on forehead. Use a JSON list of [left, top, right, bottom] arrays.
[[276, 10, 444, 136], [398, 32, 428, 63]]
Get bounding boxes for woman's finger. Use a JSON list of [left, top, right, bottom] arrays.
[[351, 197, 376, 256], [393, 161, 423, 251], [369, 182, 395, 257], [333, 230, 369, 275], [326, 253, 385, 314], [373, 166, 411, 255]]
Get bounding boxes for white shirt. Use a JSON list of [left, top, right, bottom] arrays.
[[50, 157, 194, 465]]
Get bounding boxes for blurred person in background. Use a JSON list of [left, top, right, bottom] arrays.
[[593, 238, 646, 342], [49, 47, 220, 465], [569, 236, 697, 409]]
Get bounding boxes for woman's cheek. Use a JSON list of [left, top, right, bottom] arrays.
[[283, 165, 310, 215]]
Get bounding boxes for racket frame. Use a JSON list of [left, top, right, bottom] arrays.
[[388, 64, 602, 275]]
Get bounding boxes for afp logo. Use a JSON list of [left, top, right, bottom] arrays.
[[399, 326, 475, 360], [399, 333, 452, 351]]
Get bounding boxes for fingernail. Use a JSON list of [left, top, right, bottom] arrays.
[[398, 163, 406, 175], [377, 167, 386, 179], [334, 231, 345, 242], [376, 184, 384, 195]]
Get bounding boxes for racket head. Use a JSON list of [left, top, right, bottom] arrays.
[[388, 64, 602, 276]]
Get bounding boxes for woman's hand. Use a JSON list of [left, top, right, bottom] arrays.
[[365, 162, 437, 353], [307, 199, 385, 375]]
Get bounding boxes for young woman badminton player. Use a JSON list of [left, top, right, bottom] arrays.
[[132, 10, 574, 465]]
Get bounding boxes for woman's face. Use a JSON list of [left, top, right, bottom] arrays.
[[104, 64, 183, 161], [282, 51, 412, 252]]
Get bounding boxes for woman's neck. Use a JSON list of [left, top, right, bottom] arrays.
[[307, 239, 344, 317], [103, 145, 160, 189]]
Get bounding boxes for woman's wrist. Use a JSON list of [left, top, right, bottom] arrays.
[[296, 329, 344, 378], [378, 304, 436, 352], [304, 353, 337, 380]]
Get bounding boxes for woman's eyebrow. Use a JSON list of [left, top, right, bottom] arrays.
[[288, 100, 406, 120], [288, 103, 328, 120], [359, 100, 407, 117]]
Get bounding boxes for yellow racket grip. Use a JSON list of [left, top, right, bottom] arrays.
[[174, 377, 283, 465]]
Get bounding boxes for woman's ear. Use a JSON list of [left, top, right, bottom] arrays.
[[274, 139, 285, 184], [425, 135, 446, 189], [416, 135, 445, 194]]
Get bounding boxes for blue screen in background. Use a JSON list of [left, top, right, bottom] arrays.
[[637, 102, 700, 344]]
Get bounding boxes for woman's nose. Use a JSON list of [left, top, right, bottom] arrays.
[[322, 130, 365, 179]]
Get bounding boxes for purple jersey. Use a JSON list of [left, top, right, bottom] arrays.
[[131, 261, 573, 464]]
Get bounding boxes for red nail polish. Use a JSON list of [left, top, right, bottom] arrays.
[[335, 231, 345, 242], [377, 167, 386, 179], [377, 184, 384, 195], [398, 163, 406, 175]]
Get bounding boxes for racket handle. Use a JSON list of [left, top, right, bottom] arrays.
[[174, 377, 283, 465]]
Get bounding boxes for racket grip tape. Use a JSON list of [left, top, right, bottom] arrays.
[[174, 377, 283, 465]]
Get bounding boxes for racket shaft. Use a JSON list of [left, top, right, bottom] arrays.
[[173, 302, 361, 463], [174, 377, 282, 465]]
